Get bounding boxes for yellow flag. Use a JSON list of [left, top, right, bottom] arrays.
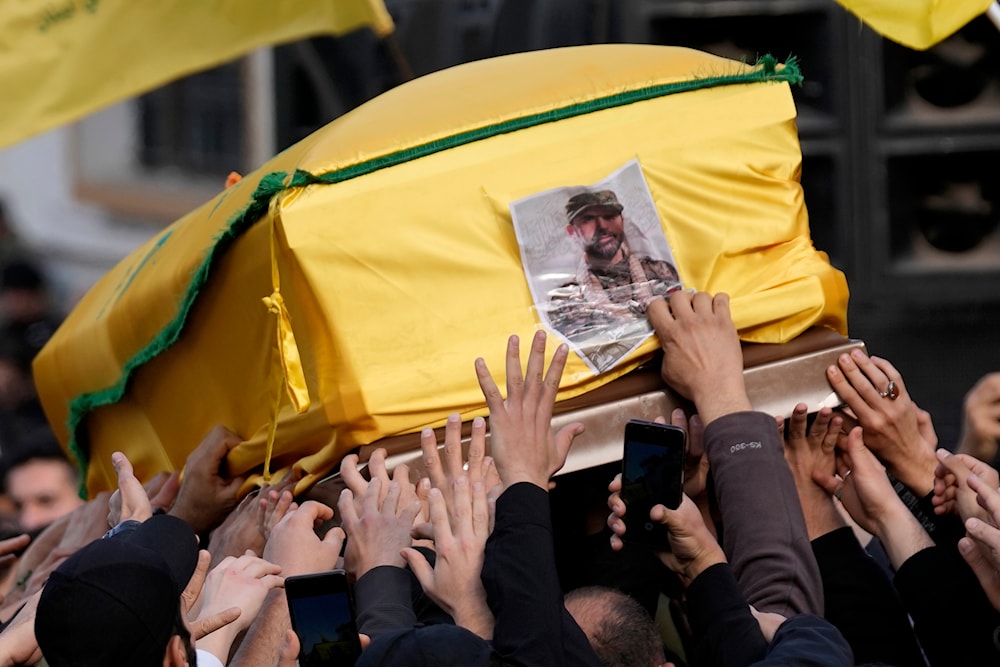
[[33, 45, 848, 496], [0, 0, 394, 149], [834, 0, 993, 50]]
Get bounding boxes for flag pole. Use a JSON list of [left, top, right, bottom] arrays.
[[989, 2, 1000, 31]]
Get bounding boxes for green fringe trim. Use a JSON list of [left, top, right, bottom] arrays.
[[66, 54, 801, 495]]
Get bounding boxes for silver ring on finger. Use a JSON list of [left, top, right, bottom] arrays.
[[878, 380, 899, 400]]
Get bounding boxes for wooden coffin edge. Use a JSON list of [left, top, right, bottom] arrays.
[[337, 327, 862, 485]]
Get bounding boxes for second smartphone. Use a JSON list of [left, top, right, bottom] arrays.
[[620, 418, 686, 550], [285, 569, 363, 667]]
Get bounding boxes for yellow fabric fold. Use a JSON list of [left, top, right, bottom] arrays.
[[0, 0, 394, 149], [834, 0, 993, 50]]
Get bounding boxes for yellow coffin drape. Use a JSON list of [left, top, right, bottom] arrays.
[[834, 0, 993, 50], [33, 45, 849, 496], [0, 0, 393, 149]]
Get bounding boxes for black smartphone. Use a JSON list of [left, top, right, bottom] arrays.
[[285, 570, 363, 666], [620, 419, 686, 549]]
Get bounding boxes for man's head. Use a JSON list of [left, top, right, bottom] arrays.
[[0, 433, 83, 532], [565, 190, 627, 264], [35, 514, 200, 667], [565, 586, 666, 667]]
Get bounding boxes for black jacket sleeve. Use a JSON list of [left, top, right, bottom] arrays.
[[894, 545, 1000, 667], [481, 482, 601, 667], [750, 614, 854, 667], [685, 562, 770, 667], [355, 566, 419, 639], [811, 526, 925, 666]]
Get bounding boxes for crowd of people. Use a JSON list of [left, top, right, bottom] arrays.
[[0, 283, 999, 665]]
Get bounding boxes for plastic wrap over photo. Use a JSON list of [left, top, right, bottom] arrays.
[[510, 160, 683, 374]]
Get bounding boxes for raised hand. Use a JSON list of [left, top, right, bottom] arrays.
[[958, 472, 1000, 610], [781, 404, 845, 539], [826, 352, 936, 495], [650, 495, 727, 588], [107, 451, 153, 527], [474, 331, 583, 491], [402, 477, 494, 639], [338, 478, 422, 579], [647, 291, 751, 426], [815, 427, 932, 570], [958, 373, 1000, 462], [263, 501, 345, 578], [932, 449, 1000, 522]]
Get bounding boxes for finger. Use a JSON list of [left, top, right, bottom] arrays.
[[475, 356, 504, 413], [935, 449, 972, 487], [870, 356, 905, 389], [338, 488, 360, 529], [483, 456, 501, 490], [362, 477, 382, 516], [690, 291, 713, 315], [411, 522, 435, 541], [442, 413, 465, 480], [539, 343, 569, 424], [487, 485, 500, 534], [850, 350, 894, 397], [392, 463, 417, 500], [813, 470, 841, 498], [278, 630, 301, 667], [368, 449, 390, 502], [192, 607, 242, 639], [220, 475, 247, 501], [420, 428, 446, 492], [842, 427, 884, 476], [383, 482, 403, 517], [0, 534, 30, 558], [552, 422, 585, 477], [966, 519, 1000, 557], [504, 334, 524, 405], [200, 426, 243, 466], [968, 473, 1000, 522], [823, 415, 842, 452], [670, 408, 688, 430], [471, 481, 489, 538], [608, 472, 622, 493], [427, 488, 452, 539], [810, 407, 833, 439], [291, 500, 335, 527], [467, 417, 487, 483], [323, 526, 346, 552], [416, 477, 431, 502], [181, 550, 212, 613], [788, 403, 808, 441], [268, 490, 295, 531], [400, 548, 434, 592], [957, 454, 996, 479], [112, 451, 147, 497], [523, 330, 548, 409], [712, 292, 732, 322], [608, 491, 626, 518], [240, 555, 283, 579], [838, 353, 886, 410], [340, 454, 368, 498], [827, 359, 873, 421], [149, 471, 181, 510], [607, 512, 626, 537], [646, 296, 675, 345], [450, 476, 472, 533]]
